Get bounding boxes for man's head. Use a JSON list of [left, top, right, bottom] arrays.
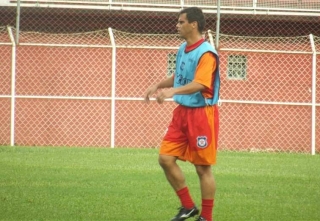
[[177, 7, 206, 35]]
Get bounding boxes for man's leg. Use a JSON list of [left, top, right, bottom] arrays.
[[195, 165, 216, 221], [159, 155, 185, 191], [159, 154, 199, 220]]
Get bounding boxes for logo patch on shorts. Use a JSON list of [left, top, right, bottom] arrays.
[[197, 136, 208, 148]]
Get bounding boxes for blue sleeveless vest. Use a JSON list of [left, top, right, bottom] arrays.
[[173, 41, 220, 107]]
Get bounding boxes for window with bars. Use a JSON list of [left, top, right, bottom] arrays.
[[167, 53, 176, 77], [227, 54, 247, 80]]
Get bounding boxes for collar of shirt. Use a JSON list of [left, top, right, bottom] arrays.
[[185, 39, 205, 53]]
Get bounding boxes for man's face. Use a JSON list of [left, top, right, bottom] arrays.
[[176, 13, 195, 39]]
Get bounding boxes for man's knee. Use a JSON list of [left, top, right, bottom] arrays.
[[195, 165, 212, 177], [158, 154, 176, 169]]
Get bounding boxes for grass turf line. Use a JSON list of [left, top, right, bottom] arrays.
[[0, 146, 320, 220]]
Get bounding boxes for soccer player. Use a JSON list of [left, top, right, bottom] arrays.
[[144, 7, 220, 221]]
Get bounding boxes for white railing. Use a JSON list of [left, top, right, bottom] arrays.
[[3, 0, 320, 16]]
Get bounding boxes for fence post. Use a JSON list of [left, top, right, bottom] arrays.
[[7, 26, 16, 147], [16, 0, 21, 44], [309, 34, 316, 155], [215, 0, 220, 49], [208, 30, 215, 48], [108, 27, 116, 148]]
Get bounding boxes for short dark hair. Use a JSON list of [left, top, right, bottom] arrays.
[[179, 7, 206, 33]]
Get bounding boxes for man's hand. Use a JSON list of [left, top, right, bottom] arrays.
[[156, 88, 175, 104], [144, 85, 158, 103]]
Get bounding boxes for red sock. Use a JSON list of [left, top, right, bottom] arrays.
[[176, 187, 195, 209], [201, 199, 214, 221]]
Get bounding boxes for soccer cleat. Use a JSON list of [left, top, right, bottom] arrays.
[[171, 206, 199, 221], [195, 216, 207, 221]]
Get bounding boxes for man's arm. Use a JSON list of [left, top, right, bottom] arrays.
[[156, 81, 205, 104], [144, 76, 174, 103]]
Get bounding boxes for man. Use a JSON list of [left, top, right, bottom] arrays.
[[144, 7, 220, 221]]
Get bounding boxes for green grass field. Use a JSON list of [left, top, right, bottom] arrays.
[[0, 146, 320, 221]]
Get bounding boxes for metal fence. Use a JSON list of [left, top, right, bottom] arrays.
[[0, 0, 319, 154]]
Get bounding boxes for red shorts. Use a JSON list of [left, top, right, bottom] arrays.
[[159, 104, 219, 165]]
